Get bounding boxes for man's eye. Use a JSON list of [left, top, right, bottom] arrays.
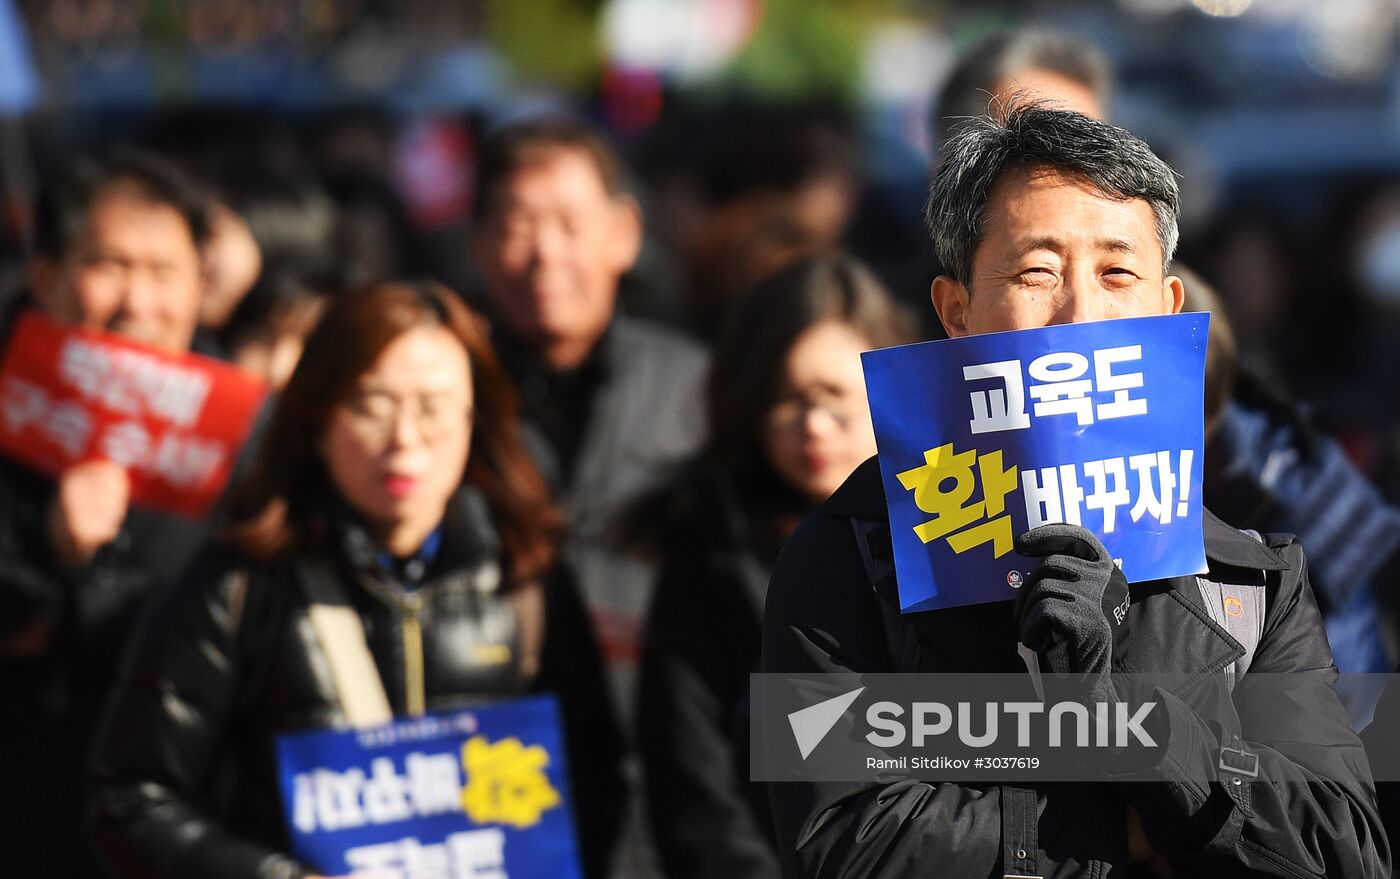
[[350, 394, 394, 418], [559, 213, 584, 236], [500, 212, 531, 235], [1020, 268, 1054, 282]]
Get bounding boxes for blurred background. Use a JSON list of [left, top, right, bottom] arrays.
[[6, 0, 1400, 471]]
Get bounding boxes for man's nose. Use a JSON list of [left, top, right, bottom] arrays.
[[528, 221, 568, 266], [1053, 269, 1106, 325], [114, 270, 158, 325]]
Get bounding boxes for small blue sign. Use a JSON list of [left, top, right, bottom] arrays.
[[862, 313, 1210, 613], [275, 695, 583, 879]]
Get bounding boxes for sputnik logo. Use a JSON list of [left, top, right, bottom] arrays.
[[787, 687, 865, 760]]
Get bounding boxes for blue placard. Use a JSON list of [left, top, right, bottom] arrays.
[[275, 695, 583, 879], [862, 313, 1210, 613]]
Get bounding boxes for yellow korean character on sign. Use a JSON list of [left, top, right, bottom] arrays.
[[460, 735, 561, 829], [896, 442, 1019, 557]]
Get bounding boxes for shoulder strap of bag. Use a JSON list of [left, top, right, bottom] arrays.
[[850, 516, 920, 667], [851, 516, 1044, 877], [851, 516, 896, 587], [297, 559, 394, 729], [1194, 529, 1268, 692]]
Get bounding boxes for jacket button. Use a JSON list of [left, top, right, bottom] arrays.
[[1016, 849, 1027, 859], [1231, 775, 1242, 786]]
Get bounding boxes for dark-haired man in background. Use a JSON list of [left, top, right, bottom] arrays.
[[0, 152, 218, 874], [884, 27, 1111, 338], [471, 118, 709, 876]]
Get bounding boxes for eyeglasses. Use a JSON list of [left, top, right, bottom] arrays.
[[337, 390, 472, 446], [766, 390, 866, 432]]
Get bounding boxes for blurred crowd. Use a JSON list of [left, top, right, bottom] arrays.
[[6, 12, 1400, 879]]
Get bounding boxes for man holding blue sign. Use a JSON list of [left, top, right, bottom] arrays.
[[761, 103, 1387, 876]]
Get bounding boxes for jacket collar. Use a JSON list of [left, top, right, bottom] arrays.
[[327, 485, 501, 586], [1200, 507, 1288, 570], [492, 316, 617, 385], [822, 455, 1289, 572], [818, 456, 886, 519]]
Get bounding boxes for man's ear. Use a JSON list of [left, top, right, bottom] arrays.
[[932, 275, 972, 338], [608, 195, 643, 273], [1163, 274, 1185, 315]]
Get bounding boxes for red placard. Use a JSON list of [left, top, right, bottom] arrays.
[[0, 311, 268, 519]]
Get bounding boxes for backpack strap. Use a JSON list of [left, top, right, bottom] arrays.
[[851, 516, 895, 589], [849, 516, 921, 672], [1194, 529, 1268, 691], [298, 559, 394, 729], [1001, 784, 1043, 879]]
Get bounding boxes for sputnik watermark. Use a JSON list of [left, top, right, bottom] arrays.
[[757, 673, 1181, 782], [787, 687, 865, 760], [865, 699, 1157, 749], [784, 684, 1155, 762], [756, 672, 1397, 784]]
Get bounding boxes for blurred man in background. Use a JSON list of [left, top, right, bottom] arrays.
[[890, 28, 1112, 337], [471, 117, 709, 876], [0, 151, 218, 874], [931, 28, 1109, 147]]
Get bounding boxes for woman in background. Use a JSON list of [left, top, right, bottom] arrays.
[[92, 281, 623, 878], [636, 255, 915, 878]]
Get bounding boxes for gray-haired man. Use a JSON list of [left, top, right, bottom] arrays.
[[761, 104, 1387, 877]]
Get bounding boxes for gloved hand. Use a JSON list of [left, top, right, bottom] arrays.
[[1016, 524, 1159, 772], [1014, 523, 1130, 683]]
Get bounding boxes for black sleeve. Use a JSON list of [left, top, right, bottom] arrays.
[[535, 564, 627, 879], [89, 547, 308, 879], [1116, 539, 1391, 877], [0, 462, 67, 638], [1362, 668, 1400, 845], [760, 512, 1013, 878], [638, 556, 780, 879]]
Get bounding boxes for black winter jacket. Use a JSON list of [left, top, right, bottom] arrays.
[[0, 456, 211, 876], [0, 454, 210, 681], [0, 300, 255, 876], [761, 457, 1389, 878], [498, 315, 709, 720], [638, 466, 783, 879], [91, 490, 626, 879]]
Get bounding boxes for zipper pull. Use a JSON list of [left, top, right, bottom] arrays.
[[400, 590, 426, 718]]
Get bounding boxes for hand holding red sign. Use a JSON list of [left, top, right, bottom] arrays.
[[0, 311, 268, 521], [47, 459, 131, 566]]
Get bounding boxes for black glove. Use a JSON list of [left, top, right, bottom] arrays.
[[1014, 523, 1130, 682], [1016, 525, 1163, 772]]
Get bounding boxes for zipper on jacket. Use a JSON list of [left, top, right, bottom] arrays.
[[401, 590, 426, 717], [357, 569, 439, 718]]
